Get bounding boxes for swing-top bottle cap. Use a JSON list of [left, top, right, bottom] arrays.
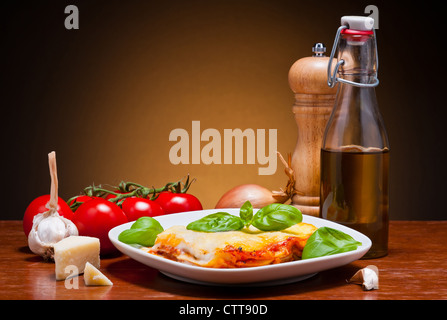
[[327, 16, 379, 88], [341, 16, 374, 31], [340, 16, 374, 35]]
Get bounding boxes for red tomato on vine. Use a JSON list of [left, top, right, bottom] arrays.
[[121, 197, 164, 221], [72, 198, 128, 255], [154, 191, 203, 214]]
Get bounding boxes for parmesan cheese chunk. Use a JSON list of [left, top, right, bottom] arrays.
[[54, 236, 100, 280], [84, 262, 113, 286]]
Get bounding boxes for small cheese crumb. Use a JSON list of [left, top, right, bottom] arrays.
[[54, 236, 100, 280], [84, 262, 113, 286]]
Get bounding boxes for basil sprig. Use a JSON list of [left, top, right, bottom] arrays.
[[118, 216, 164, 247], [186, 201, 302, 232], [301, 227, 362, 259]]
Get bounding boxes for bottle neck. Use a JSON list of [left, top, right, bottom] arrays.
[[323, 73, 389, 152], [334, 78, 378, 115], [337, 34, 377, 83], [322, 28, 388, 152]]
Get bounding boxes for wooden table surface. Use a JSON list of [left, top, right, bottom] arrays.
[[1, 220, 446, 300]]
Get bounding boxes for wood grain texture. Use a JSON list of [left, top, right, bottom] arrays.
[[0, 220, 446, 300]]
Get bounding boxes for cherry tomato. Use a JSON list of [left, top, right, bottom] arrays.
[[121, 197, 164, 221], [72, 198, 128, 255], [154, 191, 203, 214], [23, 195, 74, 237]]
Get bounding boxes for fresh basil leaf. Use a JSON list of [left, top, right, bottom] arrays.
[[118, 228, 160, 247], [186, 212, 244, 232], [130, 216, 163, 233], [118, 216, 164, 247], [252, 203, 302, 231], [301, 227, 362, 259], [239, 201, 253, 227]]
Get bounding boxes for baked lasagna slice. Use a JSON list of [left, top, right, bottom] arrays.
[[144, 222, 317, 268]]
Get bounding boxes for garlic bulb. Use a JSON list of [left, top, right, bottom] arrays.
[[28, 211, 78, 260], [28, 151, 78, 260]]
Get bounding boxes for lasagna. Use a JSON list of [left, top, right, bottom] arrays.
[[144, 222, 317, 268]]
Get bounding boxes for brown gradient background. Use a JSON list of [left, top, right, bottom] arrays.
[[2, 1, 445, 220]]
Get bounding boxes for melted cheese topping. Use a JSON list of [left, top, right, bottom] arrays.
[[145, 222, 317, 268]]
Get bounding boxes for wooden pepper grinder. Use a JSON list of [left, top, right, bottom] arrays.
[[288, 43, 337, 216]]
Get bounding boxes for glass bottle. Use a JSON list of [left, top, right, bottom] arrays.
[[320, 17, 389, 259]]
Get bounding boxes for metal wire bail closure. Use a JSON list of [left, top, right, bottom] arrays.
[[327, 25, 379, 88]]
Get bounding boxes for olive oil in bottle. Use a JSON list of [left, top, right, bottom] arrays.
[[320, 146, 389, 258]]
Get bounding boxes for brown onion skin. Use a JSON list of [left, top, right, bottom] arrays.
[[215, 184, 282, 209]]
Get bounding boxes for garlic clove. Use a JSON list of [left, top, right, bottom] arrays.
[[348, 265, 379, 290]]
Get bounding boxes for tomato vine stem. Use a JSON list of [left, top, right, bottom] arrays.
[[67, 174, 196, 211]]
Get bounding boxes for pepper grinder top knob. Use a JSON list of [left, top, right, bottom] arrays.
[[312, 43, 326, 57]]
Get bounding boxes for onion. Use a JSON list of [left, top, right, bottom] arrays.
[[215, 153, 297, 209], [215, 184, 289, 209]]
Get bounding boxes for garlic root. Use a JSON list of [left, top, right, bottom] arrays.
[[28, 152, 78, 260]]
